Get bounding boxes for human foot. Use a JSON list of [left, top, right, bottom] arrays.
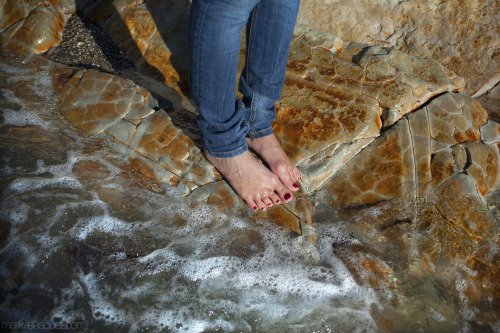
[[205, 149, 293, 210], [246, 134, 301, 193]]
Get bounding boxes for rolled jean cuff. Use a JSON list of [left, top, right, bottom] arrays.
[[247, 126, 274, 139], [206, 143, 248, 158]]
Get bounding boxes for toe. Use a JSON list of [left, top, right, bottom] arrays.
[[263, 197, 273, 208], [255, 197, 267, 211], [270, 192, 280, 205], [293, 167, 301, 183], [282, 172, 299, 192], [272, 163, 297, 192], [245, 198, 259, 211]]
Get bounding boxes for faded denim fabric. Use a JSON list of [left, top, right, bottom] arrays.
[[189, 0, 300, 157]]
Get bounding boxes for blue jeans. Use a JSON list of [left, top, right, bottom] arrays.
[[188, 0, 300, 157]]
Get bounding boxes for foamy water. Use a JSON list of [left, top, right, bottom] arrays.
[[0, 59, 385, 332], [1, 58, 498, 332]]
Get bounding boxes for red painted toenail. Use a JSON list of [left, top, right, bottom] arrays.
[[261, 207, 265, 210], [267, 203, 271, 206], [284, 193, 291, 200], [253, 206, 257, 210], [293, 183, 299, 188], [276, 199, 280, 203]]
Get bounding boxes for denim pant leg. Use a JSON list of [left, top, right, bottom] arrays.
[[188, 0, 259, 158], [239, 0, 300, 138]]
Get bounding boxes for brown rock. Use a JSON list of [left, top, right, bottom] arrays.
[[0, 4, 69, 54], [275, 75, 381, 163], [284, 33, 463, 129], [129, 110, 217, 187], [462, 142, 500, 195], [476, 83, 500, 123], [481, 120, 500, 144], [323, 92, 489, 207], [0, 0, 30, 33], [298, 0, 500, 96], [58, 69, 141, 134]]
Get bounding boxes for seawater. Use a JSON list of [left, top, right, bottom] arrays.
[[0, 57, 382, 332]]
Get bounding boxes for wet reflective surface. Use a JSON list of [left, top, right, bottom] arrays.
[[0, 55, 380, 332], [0, 56, 499, 333]]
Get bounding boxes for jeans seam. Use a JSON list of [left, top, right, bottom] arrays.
[[249, 91, 258, 132], [245, 3, 259, 84], [192, 0, 210, 101]]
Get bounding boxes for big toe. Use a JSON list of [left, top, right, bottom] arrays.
[[274, 165, 299, 192]]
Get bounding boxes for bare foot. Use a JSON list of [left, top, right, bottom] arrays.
[[205, 150, 293, 210], [246, 134, 301, 192]]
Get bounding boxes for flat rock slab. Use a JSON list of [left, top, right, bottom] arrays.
[[297, 0, 500, 96], [285, 34, 464, 127], [276, 30, 465, 192], [322, 92, 491, 207], [0, 3, 70, 54]]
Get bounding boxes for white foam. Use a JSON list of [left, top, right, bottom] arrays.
[[0, 62, 33, 75], [429, 307, 446, 322], [490, 320, 500, 333], [71, 213, 137, 241], [78, 272, 127, 325], [0, 88, 52, 129], [8, 175, 83, 193]]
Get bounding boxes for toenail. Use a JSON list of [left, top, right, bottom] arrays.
[[261, 207, 265, 210], [267, 203, 271, 206], [284, 193, 291, 200], [293, 183, 299, 188], [276, 199, 280, 203], [253, 206, 257, 210]]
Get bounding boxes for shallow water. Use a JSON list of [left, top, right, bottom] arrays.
[[0, 56, 498, 332]]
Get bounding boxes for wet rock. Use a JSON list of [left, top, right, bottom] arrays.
[[101, 4, 178, 85], [462, 142, 500, 195], [0, 126, 73, 172], [278, 31, 464, 192], [128, 110, 217, 188], [1, 1, 500, 330], [322, 92, 490, 207], [284, 34, 464, 127], [188, 181, 317, 248], [297, 0, 500, 96], [53, 65, 317, 244], [57, 68, 154, 134], [0, 4, 69, 54], [0, 0, 30, 33]]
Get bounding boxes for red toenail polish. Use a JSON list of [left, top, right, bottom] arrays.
[[276, 199, 280, 203], [284, 193, 291, 200], [268, 203, 271, 206], [293, 183, 299, 188], [261, 207, 265, 210], [253, 206, 257, 210]]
